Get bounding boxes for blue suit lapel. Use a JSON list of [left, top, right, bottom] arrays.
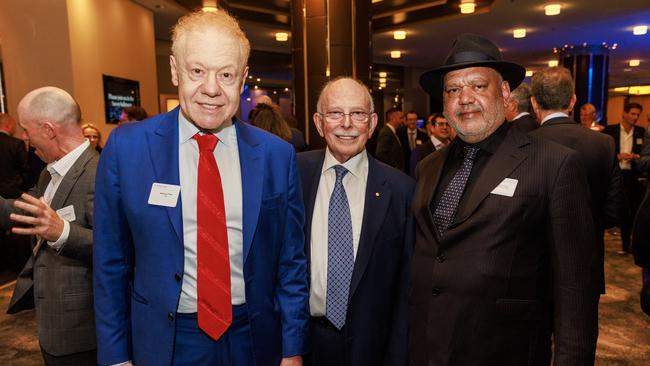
[[236, 120, 263, 264], [349, 154, 391, 299], [148, 107, 183, 242]]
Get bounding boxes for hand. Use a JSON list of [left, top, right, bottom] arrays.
[[280, 355, 303, 366], [10, 193, 64, 241], [617, 152, 635, 161]]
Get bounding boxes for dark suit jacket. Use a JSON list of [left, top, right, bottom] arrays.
[[511, 113, 538, 133], [633, 129, 650, 268], [398, 127, 429, 174], [409, 140, 439, 178], [409, 125, 599, 366], [298, 150, 415, 365], [375, 125, 405, 172], [1, 146, 98, 356], [0, 132, 29, 199], [531, 116, 624, 292]]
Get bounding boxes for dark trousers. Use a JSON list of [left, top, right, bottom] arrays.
[[172, 304, 253, 366], [40, 347, 96, 366], [621, 170, 642, 251], [304, 317, 348, 366]]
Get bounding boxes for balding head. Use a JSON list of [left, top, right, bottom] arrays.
[[0, 113, 17, 135], [17, 87, 85, 163]]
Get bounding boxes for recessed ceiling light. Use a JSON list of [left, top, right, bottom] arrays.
[[548, 60, 559, 67], [612, 43, 618, 50], [629, 59, 640, 67], [633, 25, 648, 35], [380, 83, 387, 88], [460, 0, 476, 14], [254, 85, 259, 89], [544, 4, 561, 16], [390, 50, 401, 58], [513, 29, 526, 38], [393, 31, 406, 40], [275, 32, 289, 42], [246, 97, 251, 101], [256, 78, 261, 82], [379, 72, 387, 78], [525, 70, 533, 77], [379, 77, 387, 83], [273, 91, 277, 94], [284, 88, 289, 91], [202, 6, 218, 13]]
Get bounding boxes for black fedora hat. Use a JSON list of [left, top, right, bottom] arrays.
[[419, 34, 525, 99]]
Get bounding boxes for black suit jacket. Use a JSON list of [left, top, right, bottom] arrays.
[[375, 125, 405, 172], [398, 127, 429, 174], [511, 113, 539, 133], [298, 150, 415, 365], [531, 116, 624, 292], [0, 132, 29, 199], [409, 125, 599, 366]]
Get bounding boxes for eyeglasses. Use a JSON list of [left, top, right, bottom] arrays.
[[319, 111, 371, 124], [434, 122, 449, 127]]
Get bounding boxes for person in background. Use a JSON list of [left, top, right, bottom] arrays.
[[81, 122, 102, 153], [409, 113, 452, 177], [633, 128, 650, 315], [1, 86, 99, 365], [0, 113, 30, 198], [398, 111, 429, 175], [375, 108, 406, 171], [504, 83, 538, 132], [603, 102, 646, 254], [580, 103, 605, 132], [119, 106, 149, 124], [250, 102, 292, 143], [298, 77, 413, 365], [93, 9, 308, 366]]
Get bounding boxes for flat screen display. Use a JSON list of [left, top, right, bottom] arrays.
[[103, 75, 140, 124]]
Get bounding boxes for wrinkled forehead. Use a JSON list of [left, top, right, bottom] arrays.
[[444, 66, 501, 85], [322, 81, 372, 110], [175, 28, 246, 66]]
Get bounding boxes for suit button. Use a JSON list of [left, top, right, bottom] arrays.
[[431, 288, 441, 296], [168, 312, 174, 321], [174, 273, 182, 282], [436, 254, 446, 263]]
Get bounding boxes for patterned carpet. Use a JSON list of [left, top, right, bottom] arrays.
[[0, 232, 648, 365]]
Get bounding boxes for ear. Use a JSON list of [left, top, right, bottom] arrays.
[[240, 66, 249, 94], [313, 113, 325, 137], [530, 97, 540, 119], [42, 121, 56, 139], [368, 112, 378, 138], [501, 80, 511, 102], [568, 94, 577, 113], [170, 55, 179, 87]]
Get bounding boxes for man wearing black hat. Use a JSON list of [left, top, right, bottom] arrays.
[[409, 34, 600, 366]]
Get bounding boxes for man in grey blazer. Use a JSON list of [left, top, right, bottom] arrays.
[[0, 87, 98, 365]]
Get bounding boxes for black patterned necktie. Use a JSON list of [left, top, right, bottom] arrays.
[[433, 145, 480, 236]]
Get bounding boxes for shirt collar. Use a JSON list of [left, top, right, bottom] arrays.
[[322, 147, 368, 180], [454, 120, 510, 156], [541, 112, 568, 125], [514, 112, 530, 120], [178, 111, 235, 148], [47, 140, 90, 177], [430, 135, 445, 149]]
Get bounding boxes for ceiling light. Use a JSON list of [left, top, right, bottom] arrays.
[[275, 32, 289, 42], [273, 91, 277, 94], [629, 86, 650, 95], [246, 97, 251, 101], [513, 29, 526, 38], [202, 6, 218, 12], [284, 88, 289, 91], [393, 30, 406, 40], [254, 85, 259, 89], [256, 78, 261, 82], [630, 59, 640, 67], [378, 86, 383, 90], [460, 1, 476, 14], [525, 70, 533, 77], [613, 87, 629, 92], [379, 72, 387, 78], [633, 25, 648, 35], [544, 4, 561, 16], [548, 60, 559, 67], [380, 83, 386, 88], [379, 77, 387, 83], [248, 75, 253, 79], [372, 0, 382, 3], [390, 50, 401, 58]]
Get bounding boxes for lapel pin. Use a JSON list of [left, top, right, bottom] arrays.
[[375, 192, 380, 197]]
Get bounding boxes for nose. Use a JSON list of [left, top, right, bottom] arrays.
[[340, 113, 353, 128], [202, 73, 223, 97], [458, 86, 475, 105]]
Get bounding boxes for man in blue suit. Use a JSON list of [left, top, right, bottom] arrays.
[[93, 10, 309, 366], [297, 77, 414, 365]]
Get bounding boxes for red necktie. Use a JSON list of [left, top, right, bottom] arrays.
[[193, 133, 231, 340]]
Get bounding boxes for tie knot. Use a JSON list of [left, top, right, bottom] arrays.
[[193, 133, 219, 152], [333, 165, 348, 183], [463, 145, 479, 161]]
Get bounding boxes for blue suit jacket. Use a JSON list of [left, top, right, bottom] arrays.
[[93, 107, 309, 365], [297, 150, 415, 365]]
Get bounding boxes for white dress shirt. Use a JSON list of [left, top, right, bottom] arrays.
[[430, 135, 446, 150], [43, 139, 90, 250], [540, 112, 568, 125], [177, 114, 245, 313], [309, 148, 369, 316], [619, 125, 634, 170], [513, 112, 531, 120]]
